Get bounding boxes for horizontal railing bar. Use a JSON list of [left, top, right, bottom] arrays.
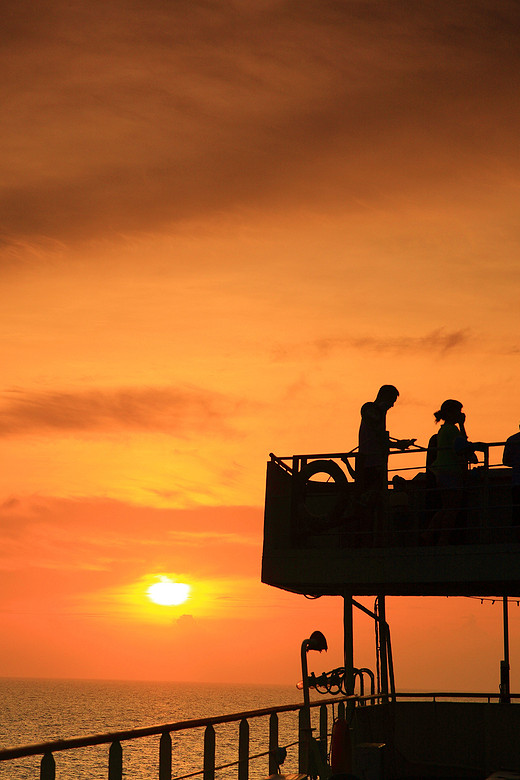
[[271, 450, 359, 462], [318, 524, 520, 536], [363, 691, 520, 701], [271, 442, 508, 464], [0, 696, 350, 761]]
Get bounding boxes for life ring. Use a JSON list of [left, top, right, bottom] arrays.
[[330, 717, 352, 775], [296, 459, 349, 527]]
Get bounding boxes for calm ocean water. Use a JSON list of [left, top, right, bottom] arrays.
[[0, 679, 313, 780]]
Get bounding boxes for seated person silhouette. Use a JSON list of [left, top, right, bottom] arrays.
[[426, 399, 485, 544]]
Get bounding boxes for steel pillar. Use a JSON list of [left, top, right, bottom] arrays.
[[343, 592, 355, 695]]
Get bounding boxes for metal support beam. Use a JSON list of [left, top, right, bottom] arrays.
[[501, 596, 511, 704], [343, 592, 354, 695], [378, 595, 389, 697]]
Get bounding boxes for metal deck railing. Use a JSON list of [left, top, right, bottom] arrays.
[[2, 692, 519, 779], [0, 696, 348, 780], [267, 441, 519, 547]]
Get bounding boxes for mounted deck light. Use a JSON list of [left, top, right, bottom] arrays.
[[299, 631, 328, 775], [304, 630, 328, 653], [296, 632, 329, 690], [301, 631, 328, 703], [301, 632, 327, 698]]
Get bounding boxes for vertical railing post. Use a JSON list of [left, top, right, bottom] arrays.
[[319, 704, 328, 764], [387, 627, 396, 701], [298, 707, 306, 773], [338, 700, 345, 719], [159, 731, 172, 780], [268, 712, 279, 775], [239, 718, 249, 780], [378, 596, 389, 699], [40, 751, 55, 780], [483, 444, 490, 536], [204, 724, 215, 780], [291, 456, 301, 541], [108, 740, 123, 780], [343, 593, 355, 696], [501, 596, 511, 704]]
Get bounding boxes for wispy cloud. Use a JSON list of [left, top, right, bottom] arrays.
[[166, 529, 259, 547], [2, 0, 520, 246], [320, 329, 471, 355], [273, 329, 472, 361], [0, 496, 262, 578], [0, 385, 241, 438]]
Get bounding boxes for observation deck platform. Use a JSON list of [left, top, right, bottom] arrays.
[[261, 443, 520, 597]]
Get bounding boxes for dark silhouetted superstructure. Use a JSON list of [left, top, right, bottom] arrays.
[[262, 428, 520, 777], [262, 438, 520, 596]]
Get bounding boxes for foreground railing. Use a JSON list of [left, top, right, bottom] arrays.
[[2, 692, 519, 779], [0, 696, 349, 780]]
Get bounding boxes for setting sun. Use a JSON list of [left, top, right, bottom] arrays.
[[147, 578, 191, 606]]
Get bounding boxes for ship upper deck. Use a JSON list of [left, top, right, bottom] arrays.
[[261, 442, 520, 597]]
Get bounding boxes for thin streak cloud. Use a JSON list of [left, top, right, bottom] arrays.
[[272, 329, 472, 361], [0, 386, 241, 438]]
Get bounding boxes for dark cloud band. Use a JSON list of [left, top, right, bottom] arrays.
[[0, 385, 238, 437]]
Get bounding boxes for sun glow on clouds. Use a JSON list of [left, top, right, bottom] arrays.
[[111, 571, 272, 626], [100, 574, 197, 625], [1, 0, 520, 688], [147, 577, 190, 606]]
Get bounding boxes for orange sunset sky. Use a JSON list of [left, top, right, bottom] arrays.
[[1, 0, 520, 692]]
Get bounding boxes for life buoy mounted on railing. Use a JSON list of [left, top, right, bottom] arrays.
[[295, 459, 349, 531], [330, 717, 352, 776]]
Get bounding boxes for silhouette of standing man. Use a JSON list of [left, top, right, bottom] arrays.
[[357, 385, 415, 494]]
